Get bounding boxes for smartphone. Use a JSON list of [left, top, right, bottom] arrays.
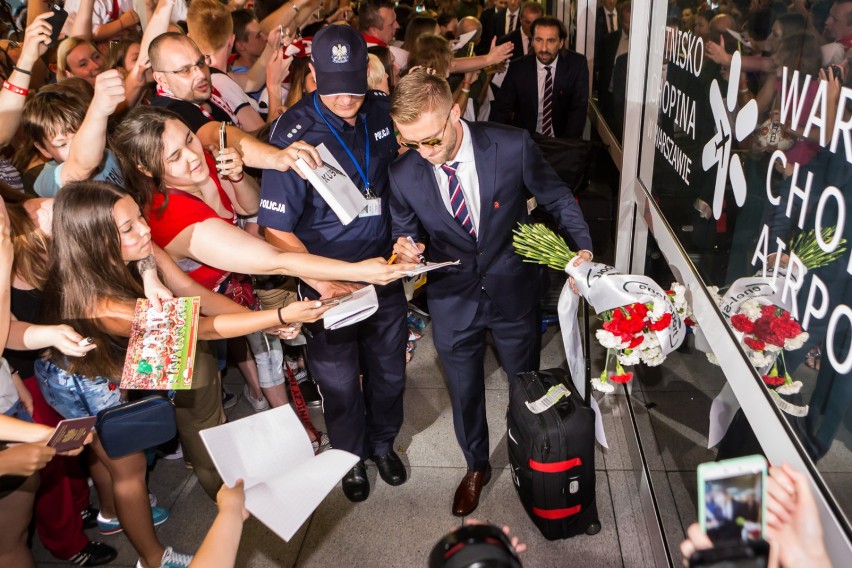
[[218, 121, 227, 151], [46, 416, 96, 452], [320, 292, 353, 306], [45, 4, 68, 47], [698, 455, 767, 545], [689, 540, 769, 568]]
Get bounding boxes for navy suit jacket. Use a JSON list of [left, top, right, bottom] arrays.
[[489, 50, 589, 139], [498, 28, 527, 59], [388, 122, 592, 331]]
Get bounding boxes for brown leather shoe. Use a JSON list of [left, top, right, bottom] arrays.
[[452, 464, 492, 516]]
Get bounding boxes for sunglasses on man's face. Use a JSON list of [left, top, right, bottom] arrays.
[[399, 108, 453, 150]]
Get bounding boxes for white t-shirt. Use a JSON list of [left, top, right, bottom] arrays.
[[62, 0, 135, 37]]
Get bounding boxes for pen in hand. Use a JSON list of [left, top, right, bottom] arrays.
[[406, 236, 425, 263]]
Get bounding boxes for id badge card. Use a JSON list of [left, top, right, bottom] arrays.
[[359, 196, 382, 217]]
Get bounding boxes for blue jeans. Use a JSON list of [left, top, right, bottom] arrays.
[[246, 331, 285, 388], [35, 358, 121, 419], [2, 399, 33, 422]]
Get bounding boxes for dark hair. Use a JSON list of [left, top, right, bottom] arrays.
[[402, 15, 439, 51], [358, 0, 396, 32], [530, 17, 567, 40], [232, 8, 257, 43], [106, 39, 141, 71], [111, 106, 182, 207], [43, 180, 145, 379], [22, 79, 94, 146], [368, 45, 395, 84]]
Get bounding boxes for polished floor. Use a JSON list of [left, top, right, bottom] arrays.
[[31, 320, 659, 567]]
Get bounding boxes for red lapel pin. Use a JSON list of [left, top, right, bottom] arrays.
[[493, 201, 500, 209]]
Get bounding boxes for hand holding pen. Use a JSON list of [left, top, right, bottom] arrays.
[[390, 235, 425, 264]]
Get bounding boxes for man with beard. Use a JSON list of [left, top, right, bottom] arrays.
[[149, 32, 315, 172], [388, 70, 592, 516], [490, 17, 588, 139]]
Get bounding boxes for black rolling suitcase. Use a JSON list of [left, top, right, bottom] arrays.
[[507, 303, 600, 540]]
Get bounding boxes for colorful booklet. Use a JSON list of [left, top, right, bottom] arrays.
[[120, 297, 201, 390]]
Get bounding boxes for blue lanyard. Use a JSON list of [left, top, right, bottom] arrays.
[[313, 93, 373, 197]]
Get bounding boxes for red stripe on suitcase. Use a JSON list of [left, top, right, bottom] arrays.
[[533, 505, 582, 519], [529, 457, 582, 472]]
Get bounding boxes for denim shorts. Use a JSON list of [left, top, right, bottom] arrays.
[[2, 399, 33, 422], [35, 358, 122, 419]]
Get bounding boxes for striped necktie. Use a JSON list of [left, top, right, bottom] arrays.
[[542, 65, 554, 137], [440, 162, 476, 237]]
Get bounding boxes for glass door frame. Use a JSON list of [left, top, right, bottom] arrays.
[[575, 0, 852, 563]]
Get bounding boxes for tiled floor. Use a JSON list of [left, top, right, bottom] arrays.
[[32, 323, 654, 567]]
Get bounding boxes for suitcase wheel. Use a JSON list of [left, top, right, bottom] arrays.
[[585, 521, 602, 536]]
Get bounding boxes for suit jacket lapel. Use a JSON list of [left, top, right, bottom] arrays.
[[417, 159, 471, 242], [471, 124, 496, 244]]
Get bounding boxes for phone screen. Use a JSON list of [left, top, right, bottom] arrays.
[[699, 457, 766, 544]]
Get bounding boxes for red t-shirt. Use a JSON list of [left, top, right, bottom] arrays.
[[147, 152, 236, 290]]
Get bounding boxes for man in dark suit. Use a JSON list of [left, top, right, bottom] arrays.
[[387, 71, 593, 516], [498, 0, 542, 59], [480, 0, 518, 54], [596, 2, 631, 139], [490, 17, 589, 139]]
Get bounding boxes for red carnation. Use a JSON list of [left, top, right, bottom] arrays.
[[753, 318, 784, 347], [761, 374, 784, 387], [684, 318, 696, 327], [610, 372, 634, 384], [770, 318, 803, 340], [744, 336, 766, 351], [648, 312, 672, 331], [628, 335, 644, 349], [761, 305, 778, 318], [731, 314, 755, 333]]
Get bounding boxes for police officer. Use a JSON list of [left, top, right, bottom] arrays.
[[259, 25, 408, 503]]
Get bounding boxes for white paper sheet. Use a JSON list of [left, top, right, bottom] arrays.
[[199, 406, 358, 541], [396, 260, 460, 277], [322, 285, 379, 329], [295, 144, 367, 225]]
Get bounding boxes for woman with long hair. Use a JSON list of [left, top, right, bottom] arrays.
[[37, 180, 330, 568], [111, 106, 413, 425]]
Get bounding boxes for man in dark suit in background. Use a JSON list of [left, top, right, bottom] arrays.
[[387, 71, 593, 516], [596, 1, 631, 140], [490, 17, 589, 139], [480, 0, 518, 54], [498, 1, 542, 59]]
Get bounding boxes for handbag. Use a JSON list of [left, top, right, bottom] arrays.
[[254, 275, 299, 311], [95, 396, 177, 458], [224, 274, 257, 309], [71, 375, 177, 458]]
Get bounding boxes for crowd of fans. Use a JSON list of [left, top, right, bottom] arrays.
[[0, 0, 844, 567]]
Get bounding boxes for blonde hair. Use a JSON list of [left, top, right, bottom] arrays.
[[186, 0, 234, 52], [56, 37, 98, 79], [367, 54, 387, 92], [390, 70, 452, 125]]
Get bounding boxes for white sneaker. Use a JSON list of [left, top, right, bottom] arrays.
[[243, 385, 270, 412], [135, 546, 194, 568]]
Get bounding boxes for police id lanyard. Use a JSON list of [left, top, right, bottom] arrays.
[[312, 94, 380, 217]]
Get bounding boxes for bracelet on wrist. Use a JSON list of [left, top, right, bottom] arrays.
[[3, 80, 28, 96], [13, 66, 32, 76], [461, 88, 470, 94], [229, 172, 245, 183], [277, 307, 287, 325]]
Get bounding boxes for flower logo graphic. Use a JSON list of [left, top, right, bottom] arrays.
[[701, 51, 759, 220]]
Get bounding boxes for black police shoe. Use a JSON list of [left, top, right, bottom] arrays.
[[370, 451, 408, 486], [342, 461, 370, 502]]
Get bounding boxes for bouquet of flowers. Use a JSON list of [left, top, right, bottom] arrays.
[[666, 282, 696, 327], [513, 223, 685, 394]]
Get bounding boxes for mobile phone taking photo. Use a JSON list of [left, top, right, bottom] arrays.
[[45, 4, 68, 47], [698, 455, 767, 545]]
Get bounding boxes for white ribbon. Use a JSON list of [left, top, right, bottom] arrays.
[[556, 261, 686, 448]]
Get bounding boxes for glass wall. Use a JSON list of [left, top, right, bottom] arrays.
[[614, 0, 852, 561]]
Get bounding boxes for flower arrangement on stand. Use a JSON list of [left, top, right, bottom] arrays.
[[513, 223, 685, 394]]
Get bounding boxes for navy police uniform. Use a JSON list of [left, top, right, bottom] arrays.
[[259, 90, 407, 460]]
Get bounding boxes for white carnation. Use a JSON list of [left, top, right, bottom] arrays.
[[596, 329, 628, 349], [776, 381, 803, 395], [706, 352, 719, 365], [784, 332, 809, 351], [740, 299, 762, 321], [649, 301, 666, 320], [591, 378, 615, 394], [764, 343, 783, 353], [642, 331, 660, 348], [749, 351, 773, 368], [707, 286, 722, 305], [617, 349, 641, 366], [640, 348, 665, 366]]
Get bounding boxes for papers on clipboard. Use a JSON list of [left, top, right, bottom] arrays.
[[294, 143, 367, 225], [322, 285, 379, 329], [396, 260, 460, 277], [199, 405, 359, 542]]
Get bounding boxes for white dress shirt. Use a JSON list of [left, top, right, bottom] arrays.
[[604, 8, 618, 33], [432, 121, 481, 236], [536, 55, 559, 135], [505, 9, 520, 35]]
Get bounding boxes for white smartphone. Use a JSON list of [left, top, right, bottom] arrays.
[[698, 455, 767, 544]]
